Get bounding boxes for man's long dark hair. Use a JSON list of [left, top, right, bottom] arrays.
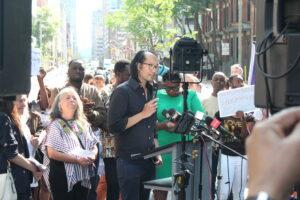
[[130, 50, 147, 82], [0, 97, 22, 132]]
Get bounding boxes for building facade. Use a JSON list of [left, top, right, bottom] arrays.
[[201, 0, 255, 74]]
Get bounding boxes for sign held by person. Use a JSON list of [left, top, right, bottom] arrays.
[[31, 48, 41, 76], [218, 85, 255, 117]]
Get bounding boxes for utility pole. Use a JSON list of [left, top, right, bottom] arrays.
[[39, 21, 42, 48], [238, 0, 243, 64]]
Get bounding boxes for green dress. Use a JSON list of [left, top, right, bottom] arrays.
[[156, 89, 205, 179]]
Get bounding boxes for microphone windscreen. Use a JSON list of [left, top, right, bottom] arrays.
[[210, 118, 222, 129], [195, 111, 205, 120], [168, 109, 176, 116], [162, 109, 168, 117], [205, 116, 214, 126], [152, 82, 159, 99]]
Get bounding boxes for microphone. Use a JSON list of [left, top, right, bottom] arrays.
[[168, 109, 182, 122], [162, 109, 172, 120], [205, 116, 239, 141], [152, 81, 159, 99]]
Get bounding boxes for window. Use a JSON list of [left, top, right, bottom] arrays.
[[229, 38, 233, 57], [230, 0, 234, 23], [235, 0, 239, 22], [247, 0, 251, 21], [224, 6, 228, 28], [236, 37, 239, 61]]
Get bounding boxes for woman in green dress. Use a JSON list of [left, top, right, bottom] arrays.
[[154, 72, 205, 200]]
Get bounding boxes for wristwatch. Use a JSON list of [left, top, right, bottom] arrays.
[[247, 192, 273, 200]]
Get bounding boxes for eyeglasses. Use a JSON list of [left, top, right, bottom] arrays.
[[165, 85, 180, 91], [142, 63, 159, 71]]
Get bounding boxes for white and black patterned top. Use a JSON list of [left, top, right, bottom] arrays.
[[44, 119, 98, 191]]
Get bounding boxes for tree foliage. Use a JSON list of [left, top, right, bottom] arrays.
[[32, 7, 59, 59], [173, 0, 220, 70], [106, 0, 176, 51], [106, 0, 221, 70], [173, 0, 214, 38]]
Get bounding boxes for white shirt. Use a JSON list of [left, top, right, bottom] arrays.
[[202, 94, 219, 117]]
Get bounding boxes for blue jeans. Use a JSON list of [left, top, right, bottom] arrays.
[[117, 158, 155, 200]]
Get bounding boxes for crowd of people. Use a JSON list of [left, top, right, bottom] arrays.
[[1, 50, 300, 200]]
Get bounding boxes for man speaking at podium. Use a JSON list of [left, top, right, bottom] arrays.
[[108, 51, 162, 200]]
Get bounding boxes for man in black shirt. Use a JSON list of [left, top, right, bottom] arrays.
[[108, 51, 162, 200], [101, 60, 130, 200]]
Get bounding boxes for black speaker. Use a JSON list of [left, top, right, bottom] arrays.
[[0, 0, 32, 96], [254, 0, 300, 112]]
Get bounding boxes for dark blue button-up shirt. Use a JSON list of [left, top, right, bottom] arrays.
[[108, 78, 157, 159]]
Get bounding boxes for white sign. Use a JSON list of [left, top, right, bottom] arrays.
[[218, 85, 255, 118], [221, 43, 230, 56], [31, 48, 41, 76]]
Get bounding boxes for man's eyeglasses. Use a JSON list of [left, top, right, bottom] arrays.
[[142, 63, 159, 71]]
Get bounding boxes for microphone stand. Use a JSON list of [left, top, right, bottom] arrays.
[[175, 82, 190, 200], [191, 127, 247, 160], [190, 126, 247, 200]]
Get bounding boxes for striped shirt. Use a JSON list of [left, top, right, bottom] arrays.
[[44, 119, 98, 192]]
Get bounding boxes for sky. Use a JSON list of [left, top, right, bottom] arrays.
[[76, 0, 101, 58]]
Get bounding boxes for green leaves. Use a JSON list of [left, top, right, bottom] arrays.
[[106, 0, 176, 51], [32, 7, 60, 64], [105, 0, 216, 53]]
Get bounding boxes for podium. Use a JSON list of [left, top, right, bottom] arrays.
[[141, 140, 213, 200]]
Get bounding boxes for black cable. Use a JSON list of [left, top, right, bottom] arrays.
[[256, 50, 300, 79], [256, 24, 288, 55], [256, 24, 300, 79], [262, 35, 274, 113], [255, 31, 272, 54]]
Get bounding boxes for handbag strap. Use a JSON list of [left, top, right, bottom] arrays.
[[59, 118, 85, 150]]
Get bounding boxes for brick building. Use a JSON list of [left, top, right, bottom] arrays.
[[201, 0, 256, 74]]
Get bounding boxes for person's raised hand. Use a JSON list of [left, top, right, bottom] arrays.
[[37, 68, 47, 81]]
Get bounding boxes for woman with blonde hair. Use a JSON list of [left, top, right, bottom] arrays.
[[44, 87, 98, 200]]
